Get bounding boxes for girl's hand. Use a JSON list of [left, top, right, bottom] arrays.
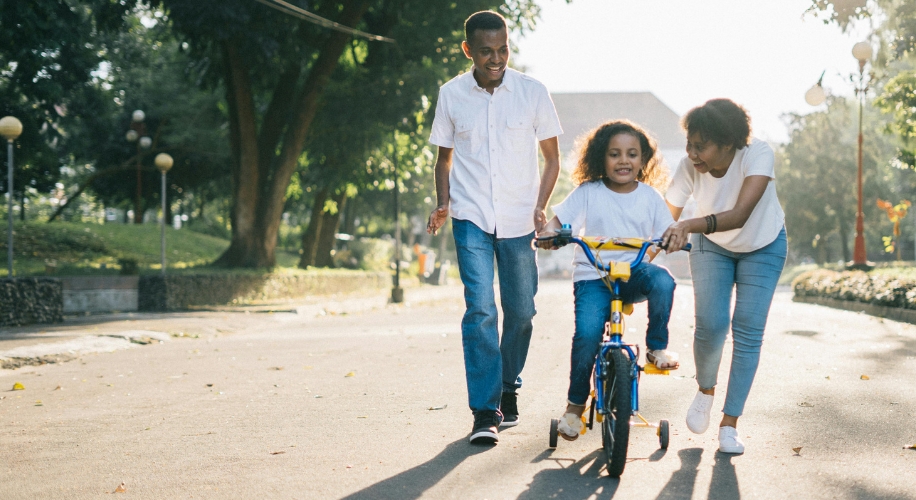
[[662, 221, 690, 253]]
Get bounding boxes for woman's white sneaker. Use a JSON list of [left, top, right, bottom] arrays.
[[686, 391, 714, 434], [718, 426, 745, 454]]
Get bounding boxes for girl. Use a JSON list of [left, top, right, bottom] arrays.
[[538, 120, 678, 441]]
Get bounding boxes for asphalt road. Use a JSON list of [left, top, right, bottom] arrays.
[[1, 280, 914, 499]]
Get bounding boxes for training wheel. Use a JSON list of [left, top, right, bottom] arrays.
[[549, 418, 559, 448], [658, 419, 670, 449]]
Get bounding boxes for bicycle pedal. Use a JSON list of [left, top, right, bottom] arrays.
[[643, 363, 670, 375]]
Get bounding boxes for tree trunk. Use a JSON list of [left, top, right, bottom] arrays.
[[299, 188, 329, 268], [838, 216, 851, 263], [19, 191, 25, 221], [315, 191, 347, 268], [215, 0, 368, 269]]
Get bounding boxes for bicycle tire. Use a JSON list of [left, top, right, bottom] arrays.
[[601, 348, 632, 477]]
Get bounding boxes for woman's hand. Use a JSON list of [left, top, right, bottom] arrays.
[[662, 220, 691, 253]]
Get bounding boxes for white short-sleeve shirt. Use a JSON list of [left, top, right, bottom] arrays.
[[553, 181, 674, 282], [429, 68, 563, 238], [665, 138, 785, 252]]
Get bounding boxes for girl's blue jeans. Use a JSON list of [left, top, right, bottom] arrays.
[[567, 262, 676, 405], [690, 228, 787, 417], [452, 219, 538, 413]]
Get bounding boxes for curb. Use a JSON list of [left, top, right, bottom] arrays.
[[792, 295, 916, 325]]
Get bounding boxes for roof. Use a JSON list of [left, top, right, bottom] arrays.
[[551, 92, 684, 154]]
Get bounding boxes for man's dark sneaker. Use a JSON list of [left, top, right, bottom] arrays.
[[469, 410, 501, 444], [500, 391, 519, 428]]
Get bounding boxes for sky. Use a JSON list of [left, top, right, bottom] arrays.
[[512, 0, 873, 144]]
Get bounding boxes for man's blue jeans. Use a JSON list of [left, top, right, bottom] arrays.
[[568, 263, 676, 405], [452, 218, 538, 413], [690, 228, 787, 417]]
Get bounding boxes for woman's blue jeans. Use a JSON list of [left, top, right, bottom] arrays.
[[452, 219, 538, 413], [690, 228, 787, 417], [568, 263, 676, 405]]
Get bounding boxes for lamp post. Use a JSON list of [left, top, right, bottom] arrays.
[[0, 116, 23, 277], [154, 153, 173, 276], [126, 110, 151, 224], [851, 41, 873, 269], [391, 135, 404, 304]]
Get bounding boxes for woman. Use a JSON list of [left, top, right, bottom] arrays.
[[662, 98, 786, 454]]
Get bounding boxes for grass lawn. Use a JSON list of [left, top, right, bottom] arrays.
[[1, 221, 301, 277]]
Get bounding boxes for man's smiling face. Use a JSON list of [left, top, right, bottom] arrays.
[[462, 27, 509, 87]]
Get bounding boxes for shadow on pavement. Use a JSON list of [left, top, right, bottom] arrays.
[[707, 452, 740, 499], [339, 438, 493, 500], [655, 448, 703, 500], [517, 449, 619, 499]]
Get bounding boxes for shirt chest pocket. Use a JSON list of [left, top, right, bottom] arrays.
[[506, 116, 533, 152], [455, 119, 480, 156]]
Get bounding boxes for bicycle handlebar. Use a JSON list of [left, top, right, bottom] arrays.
[[532, 225, 691, 273]]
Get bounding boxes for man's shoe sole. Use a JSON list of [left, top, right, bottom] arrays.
[[469, 429, 498, 444], [499, 418, 519, 428]]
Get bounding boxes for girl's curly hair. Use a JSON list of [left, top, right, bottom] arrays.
[[571, 120, 669, 191]]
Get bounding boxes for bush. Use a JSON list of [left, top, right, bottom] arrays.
[[347, 238, 394, 272], [793, 269, 916, 309]]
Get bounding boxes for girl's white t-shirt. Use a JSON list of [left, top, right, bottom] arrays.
[[665, 138, 785, 253], [552, 181, 674, 282]]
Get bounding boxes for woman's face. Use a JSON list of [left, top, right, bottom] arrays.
[[686, 132, 734, 176]]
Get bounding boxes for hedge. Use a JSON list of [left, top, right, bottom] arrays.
[[139, 270, 391, 311], [792, 269, 916, 309], [0, 278, 64, 327]]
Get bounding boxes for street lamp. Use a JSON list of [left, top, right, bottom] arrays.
[[391, 135, 404, 304], [805, 70, 827, 106], [126, 110, 151, 224], [0, 116, 23, 277], [154, 153, 173, 276], [851, 41, 874, 269]]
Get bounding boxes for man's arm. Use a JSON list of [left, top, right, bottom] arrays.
[[427, 146, 453, 235], [535, 136, 560, 233]]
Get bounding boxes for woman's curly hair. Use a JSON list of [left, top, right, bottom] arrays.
[[571, 120, 669, 191]]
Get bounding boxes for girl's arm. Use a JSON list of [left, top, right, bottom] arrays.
[[661, 175, 769, 252]]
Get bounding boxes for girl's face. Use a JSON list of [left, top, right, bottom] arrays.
[[686, 132, 735, 176], [604, 133, 643, 191]]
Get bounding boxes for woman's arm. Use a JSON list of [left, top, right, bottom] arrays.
[[662, 175, 770, 251]]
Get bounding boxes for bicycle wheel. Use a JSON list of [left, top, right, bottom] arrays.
[[601, 348, 632, 477]]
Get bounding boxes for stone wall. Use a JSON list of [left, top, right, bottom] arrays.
[[0, 278, 63, 327]]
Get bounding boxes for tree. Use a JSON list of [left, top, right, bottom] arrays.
[[0, 0, 135, 218], [154, 0, 547, 268], [779, 97, 907, 264]]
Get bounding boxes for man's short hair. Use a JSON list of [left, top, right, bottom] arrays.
[[465, 11, 507, 42]]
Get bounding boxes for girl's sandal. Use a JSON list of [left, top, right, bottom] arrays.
[[557, 412, 584, 441], [647, 349, 680, 370]]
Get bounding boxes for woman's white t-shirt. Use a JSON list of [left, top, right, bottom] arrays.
[[665, 138, 785, 253], [553, 181, 674, 282]]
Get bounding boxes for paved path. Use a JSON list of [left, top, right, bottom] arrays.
[[1, 281, 914, 499]]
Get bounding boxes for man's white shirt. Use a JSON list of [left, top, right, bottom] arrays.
[[429, 68, 562, 238]]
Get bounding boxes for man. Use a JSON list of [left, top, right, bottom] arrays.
[[426, 10, 562, 445]]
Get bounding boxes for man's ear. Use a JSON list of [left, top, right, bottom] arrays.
[[461, 40, 472, 59]]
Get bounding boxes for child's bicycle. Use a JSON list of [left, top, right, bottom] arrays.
[[535, 224, 690, 477]]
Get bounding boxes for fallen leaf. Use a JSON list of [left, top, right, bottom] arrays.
[[903, 444, 916, 450], [206, 384, 213, 387], [12, 382, 24, 391], [270, 451, 286, 455], [825, 376, 830, 380], [270, 367, 284, 371], [113, 482, 127, 493], [792, 447, 802, 455], [428, 404, 448, 411], [798, 402, 814, 408], [861, 375, 870, 380], [344, 371, 356, 378], [35, 400, 42, 406], [346, 464, 353, 468], [357, 416, 368, 419], [54, 385, 61, 391]]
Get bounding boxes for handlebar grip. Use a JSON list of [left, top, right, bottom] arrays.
[[683, 243, 692, 252]]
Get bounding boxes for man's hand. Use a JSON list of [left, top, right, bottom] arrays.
[[534, 207, 548, 233], [535, 230, 559, 250], [427, 205, 449, 235]]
